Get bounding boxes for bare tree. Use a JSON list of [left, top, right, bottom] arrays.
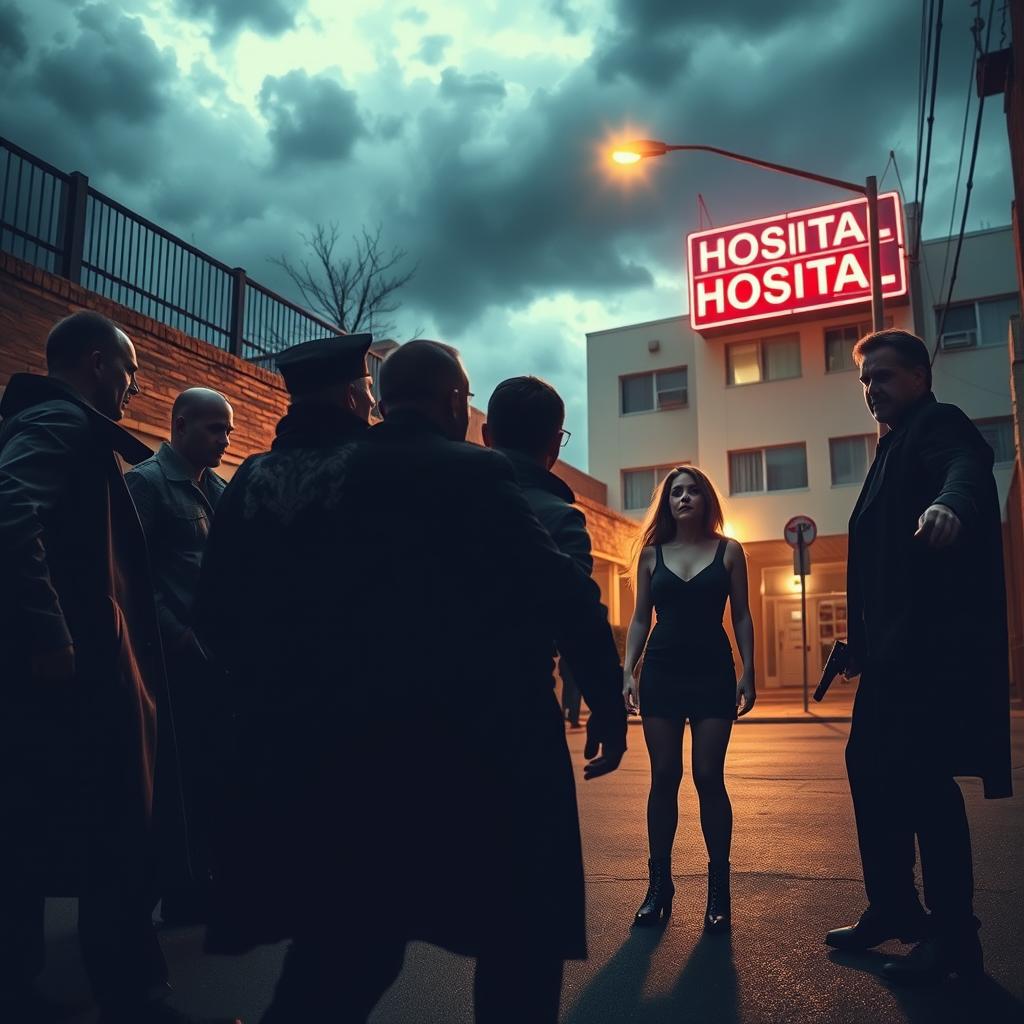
[[271, 222, 417, 338]]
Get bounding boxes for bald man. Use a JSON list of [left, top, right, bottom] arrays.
[[126, 388, 233, 926]]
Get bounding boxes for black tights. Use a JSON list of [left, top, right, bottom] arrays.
[[643, 716, 733, 863]]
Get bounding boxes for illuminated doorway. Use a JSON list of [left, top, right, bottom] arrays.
[[761, 562, 847, 688]]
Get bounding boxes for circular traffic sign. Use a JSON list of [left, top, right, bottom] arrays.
[[784, 514, 817, 547]]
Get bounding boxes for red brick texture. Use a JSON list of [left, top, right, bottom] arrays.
[[1, 250, 637, 561], [0, 250, 288, 471]]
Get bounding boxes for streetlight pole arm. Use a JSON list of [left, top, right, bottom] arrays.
[[664, 144, 866, 196]]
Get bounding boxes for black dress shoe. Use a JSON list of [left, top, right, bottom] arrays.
[[825, 904, 928, 950], [882, 929, 984, 986]]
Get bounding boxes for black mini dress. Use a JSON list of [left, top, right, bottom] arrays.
[[639, 539, 737, 721]]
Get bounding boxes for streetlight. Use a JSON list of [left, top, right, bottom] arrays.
[[610, 139, 886, 335]]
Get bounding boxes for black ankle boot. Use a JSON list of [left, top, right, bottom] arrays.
[[633, 857, 674, 927], [704, 860, 731, 933]]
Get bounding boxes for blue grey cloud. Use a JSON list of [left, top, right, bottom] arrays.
[[175, 0, 305, 47], [33, 4, 177, 124], [438, 67, 506, 104], [0, 1, 29, 59], [416, 33, 452, 66], [259, 69, 366, 166]]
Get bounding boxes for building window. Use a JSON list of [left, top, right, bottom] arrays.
[[975, 417, 1015, 465], [938, 294, 1020, 350], [824, 318, 892, 373], [620, 367, 688, 414], [622, 463, 686, 510], [829, 434, 874, 485], [726, 334, 801, 385], [729, 444, 808, 495]]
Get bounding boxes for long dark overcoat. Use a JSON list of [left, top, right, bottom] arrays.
[[847, 393, 1012, 799], [194, 407, 625, 959], [0, 373, 167, 891]]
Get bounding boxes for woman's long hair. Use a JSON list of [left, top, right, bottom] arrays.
[[626, 466, 725, 590]]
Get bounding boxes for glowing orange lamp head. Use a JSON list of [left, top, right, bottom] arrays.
[[610, 139, 671, 165]]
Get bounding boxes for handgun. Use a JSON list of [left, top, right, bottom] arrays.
[[813, 640, 849, 702]]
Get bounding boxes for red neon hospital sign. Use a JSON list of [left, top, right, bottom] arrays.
[[686, 193, 907, 332]]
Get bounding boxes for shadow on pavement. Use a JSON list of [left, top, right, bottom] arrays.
[[827, 949, 1024, 1023], [565, 927, 738, 1024]]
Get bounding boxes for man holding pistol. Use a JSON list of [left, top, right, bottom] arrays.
[[826, 329, 1012, 985]]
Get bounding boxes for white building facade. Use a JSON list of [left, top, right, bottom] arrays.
[[587, 220, 1020, 693]]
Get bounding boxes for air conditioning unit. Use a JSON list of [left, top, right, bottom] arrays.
[[941, 330, 977, 350]]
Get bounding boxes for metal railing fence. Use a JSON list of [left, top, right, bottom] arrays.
[[0, 136, 364, 369]]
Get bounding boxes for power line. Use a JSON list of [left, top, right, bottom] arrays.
[[914, 0, 935, 212], [878, 151, 896, 190], [937, 31, 979, 300], [893, 149, 941, 317], [931, 0, 996, 367], [914, 0, 945, 260]]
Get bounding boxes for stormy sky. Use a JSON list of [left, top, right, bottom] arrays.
[[0, 0, 1015, 469]]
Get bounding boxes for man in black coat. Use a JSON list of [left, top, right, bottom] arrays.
[[196, 339, 626, 1024], [825, 329, 1012, 985], [192, 333, 376, 965], [482, 375, 592, 727], [127, 389, 233, 926], [0, 312, 238, 1024]]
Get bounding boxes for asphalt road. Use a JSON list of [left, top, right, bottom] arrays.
[[37, 715, 1024, 1023]]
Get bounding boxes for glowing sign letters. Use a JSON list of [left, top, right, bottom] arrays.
[[687, 193, 907, 331]]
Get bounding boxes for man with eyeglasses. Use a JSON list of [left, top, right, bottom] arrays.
[[236, 341, 625, 1024], [482, 375, 590, 727]]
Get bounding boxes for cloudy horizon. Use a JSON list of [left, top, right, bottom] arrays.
[[0, 0, 1015, 470]]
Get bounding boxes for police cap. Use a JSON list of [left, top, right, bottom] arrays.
[[274, 333, 373, 396]]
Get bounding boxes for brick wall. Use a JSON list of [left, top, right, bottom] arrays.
[[0, 250, 637, 564], [0, 250, 288, 471]]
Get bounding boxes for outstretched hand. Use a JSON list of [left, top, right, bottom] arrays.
[[914, 503, 961, 548]]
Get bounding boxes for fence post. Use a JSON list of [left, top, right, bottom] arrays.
[[60, 171, 88, 284], [229, 267, 246, 356]]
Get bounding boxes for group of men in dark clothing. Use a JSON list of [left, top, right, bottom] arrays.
[[0, 312, 626, 1023], [0, 310, 1013, 1023]]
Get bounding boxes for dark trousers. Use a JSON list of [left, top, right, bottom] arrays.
[[260, 931, 564, 1024], [845, 670, 975, 932], [0, 878, 167, 1011], [157, 647, 220, 912], [560, 660, 582, 726]]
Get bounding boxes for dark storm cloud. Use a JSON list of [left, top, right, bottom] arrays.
[[0, 0, 1012, 405], [33, 3, 177, 125], [259, 69, 366, 166], [595, 0, 832, 88], [0, 1, 29, 60], [438, 67, 506, 103], [388, 72, 656, 333], [374, 0, 1009, 337], [416, 33, 452, 66], [175, 0, 305, 47]]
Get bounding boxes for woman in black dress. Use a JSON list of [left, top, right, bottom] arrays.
[[623, 466, 755, 931]]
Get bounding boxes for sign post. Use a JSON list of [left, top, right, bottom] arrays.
[[784, 515, 818, 712]]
